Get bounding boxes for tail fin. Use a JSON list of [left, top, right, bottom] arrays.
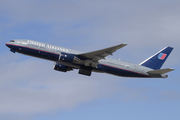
[[140, 46, 173, 70]]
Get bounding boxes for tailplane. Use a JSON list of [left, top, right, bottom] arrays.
[[140, 46, 173, 70], [147, 68, 174, 74]]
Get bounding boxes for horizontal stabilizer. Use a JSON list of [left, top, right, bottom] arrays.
[[147, 68, 174, 74]]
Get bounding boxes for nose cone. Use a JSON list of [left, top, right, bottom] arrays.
[[6, 42, 16, 53], [6, 42, 12, 48], [6, 43, 10, 47]]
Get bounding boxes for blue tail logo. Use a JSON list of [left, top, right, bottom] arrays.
[[140, 46, 173, 70], [158, 53, 167, 60]]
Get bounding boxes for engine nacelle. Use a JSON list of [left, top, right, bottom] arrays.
[[54, 62, 72, 72], [59, 52, 80, 63]]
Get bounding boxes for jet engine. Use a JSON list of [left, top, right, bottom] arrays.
[[54, 62, 72, 72]]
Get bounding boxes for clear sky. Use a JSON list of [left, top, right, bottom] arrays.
[[0, 0, 180, 120]]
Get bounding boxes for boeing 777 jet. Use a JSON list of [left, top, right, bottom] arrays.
[[6, 39, 174, 78]]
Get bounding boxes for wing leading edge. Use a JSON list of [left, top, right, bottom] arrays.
[[78, 43, 127, 61]]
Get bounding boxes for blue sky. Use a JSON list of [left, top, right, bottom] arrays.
[[0, 0, 180, 120]]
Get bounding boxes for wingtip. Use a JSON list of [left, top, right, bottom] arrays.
[[122, 43, 128, 46], [169, 68, 175, 71]]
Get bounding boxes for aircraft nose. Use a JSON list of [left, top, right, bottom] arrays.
[[5, 43, 10, 48]]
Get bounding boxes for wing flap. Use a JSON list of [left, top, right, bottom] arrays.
[[147, 68, 174, 74]]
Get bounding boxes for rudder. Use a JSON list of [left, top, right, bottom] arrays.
[[140, 46, 173, 70]]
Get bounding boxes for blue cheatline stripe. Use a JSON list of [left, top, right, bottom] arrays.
[[7, 44, 60, 61]]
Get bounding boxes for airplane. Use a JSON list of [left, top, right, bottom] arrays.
[[6, 39, 174, 78]]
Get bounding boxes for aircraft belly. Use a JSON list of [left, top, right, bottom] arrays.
[[99, 64, 150, 78]]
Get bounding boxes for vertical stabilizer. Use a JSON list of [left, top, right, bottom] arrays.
[[140, 46, 173, 70]]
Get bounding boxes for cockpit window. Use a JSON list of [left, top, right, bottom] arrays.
[[10, 40, 15, 42]]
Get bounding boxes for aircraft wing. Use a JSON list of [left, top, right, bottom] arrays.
[[78, 44, 127, 65]]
